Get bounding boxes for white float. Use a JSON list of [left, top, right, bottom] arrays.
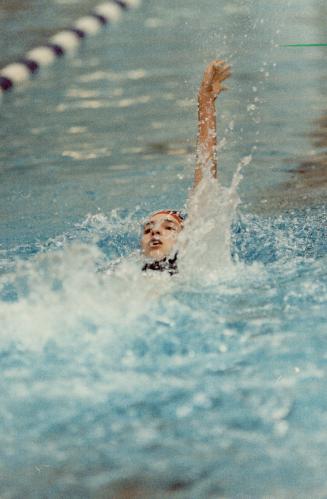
[[26, 47, 57, 67], [0, 63, 30, 84], [74, 16, 102, 36], [50, 31, 81, 54], [94, 3, 122, 22]]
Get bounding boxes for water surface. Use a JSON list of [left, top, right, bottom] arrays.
[[1, 0, 327, 497]]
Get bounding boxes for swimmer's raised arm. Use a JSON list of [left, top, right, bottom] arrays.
[[193, 60, 231, 188]]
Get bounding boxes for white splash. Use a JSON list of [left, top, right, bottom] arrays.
[[0, 240, 172, 352], [178, 156, 251, 282], [0, 158, 251, 349]]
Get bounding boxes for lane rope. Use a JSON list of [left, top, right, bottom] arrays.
[[0, 0, 141, 102]]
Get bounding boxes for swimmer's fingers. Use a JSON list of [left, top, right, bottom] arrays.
[[206, 60, 231, 77], [211, 66, 231, 96], [200, 60, 231, 97], [213, 62, 231, 82], [202, 60, 223, 82]]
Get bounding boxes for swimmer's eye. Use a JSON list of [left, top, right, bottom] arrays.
[[144, 228, 151, 234], [164, 225, 176, 231]]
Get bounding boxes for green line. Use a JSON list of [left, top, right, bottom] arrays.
[[280, 43, 327, 47]]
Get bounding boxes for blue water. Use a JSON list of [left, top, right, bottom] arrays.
[[1, 0, 327, 497]]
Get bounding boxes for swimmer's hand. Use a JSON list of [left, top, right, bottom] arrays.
[[199, 60, 231, 100]]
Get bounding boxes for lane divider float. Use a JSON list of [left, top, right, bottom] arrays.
[[0, 0, 141, 100]]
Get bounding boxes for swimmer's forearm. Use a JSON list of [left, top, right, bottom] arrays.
[[194, 93, 217, 187], [193, 60, 230, 189]]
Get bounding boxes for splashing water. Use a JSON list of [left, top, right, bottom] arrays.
[[1, 158, 327, 497], [0, 160, 245, 349], [179, 155, 251, 281]]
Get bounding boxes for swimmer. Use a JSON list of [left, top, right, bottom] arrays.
[[141, 60, 231, 275]]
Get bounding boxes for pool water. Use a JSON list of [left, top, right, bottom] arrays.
[[1, 0, 327, 497]]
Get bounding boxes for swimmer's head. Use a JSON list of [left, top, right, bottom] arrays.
[[141, 210, 184, 260]]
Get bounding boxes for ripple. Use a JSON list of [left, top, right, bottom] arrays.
[[79, 68, 148, 83], [62, 147, 111, 160]]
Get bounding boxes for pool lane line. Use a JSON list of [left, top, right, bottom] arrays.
[[0, 0, 141, 101]]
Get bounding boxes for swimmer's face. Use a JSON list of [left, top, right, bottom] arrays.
[[141, 213, 183, 260]]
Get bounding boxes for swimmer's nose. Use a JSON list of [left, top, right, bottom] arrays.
[[151, 227, 161, 236]]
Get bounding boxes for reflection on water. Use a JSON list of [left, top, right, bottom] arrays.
[[252, 110, 327, 213], [292, 2, 327, 200], [141, 140, 193, 157], [248, 0, 327, 213]]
